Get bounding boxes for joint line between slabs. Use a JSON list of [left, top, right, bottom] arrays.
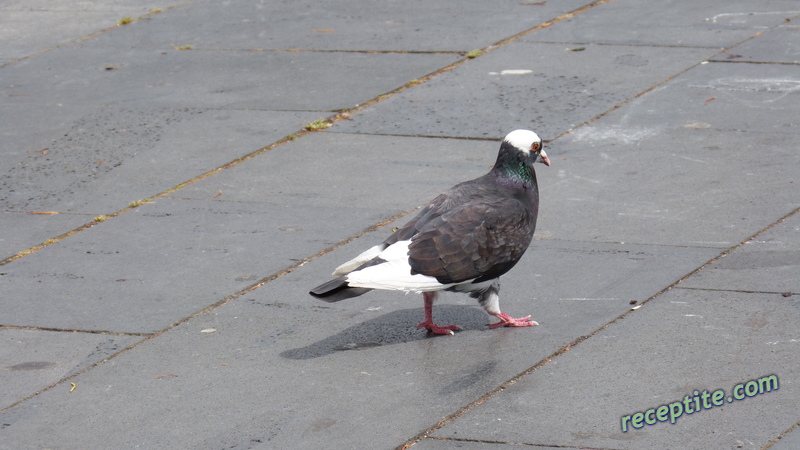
[[706, 59, 800, 66], [675, 286, 798, 296], [0, 325, 150, 337], [424, 432, 620, 449], [187, 47, 465, 55]]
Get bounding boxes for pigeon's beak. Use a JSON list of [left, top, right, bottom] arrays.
[[537, 149, 551, 166]]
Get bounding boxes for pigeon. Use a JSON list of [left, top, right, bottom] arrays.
[[310, 130, 550, 335]]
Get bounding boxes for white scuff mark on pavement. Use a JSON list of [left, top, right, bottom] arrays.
[[617, 211, 670, 218], [685, 122, 711, 129], [570, 174, 602, 184], [766, 340, 799, 345], [489, 69, 534, 75], [706, 11, 800, 24], [691, 78, 800, 102], [744, 240, 792, 245], [675, 154, 708, 163], [685, 314, 704, 318], [700, 78, 800, 92], [569, 125, 661, 145], [689, 241, 735, 246]]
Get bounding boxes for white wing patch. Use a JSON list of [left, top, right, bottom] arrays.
[[332, 243, 387, 276], [344, 240, 457, 293]]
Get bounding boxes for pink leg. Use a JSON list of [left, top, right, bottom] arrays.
[[416, 292, 462, 335], [489, 311, 539, 329]]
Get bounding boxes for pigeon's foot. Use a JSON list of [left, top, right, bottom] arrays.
[[416, 321, 462, 336], [489, 312, 539, 329]]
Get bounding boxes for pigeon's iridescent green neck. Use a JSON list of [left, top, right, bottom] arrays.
[[495, 147, 534, 186], [498, 160, 533, 184]]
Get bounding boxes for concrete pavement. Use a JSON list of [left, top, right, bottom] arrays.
[[1, 0, 799, 448]]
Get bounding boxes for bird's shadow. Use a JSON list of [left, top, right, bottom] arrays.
[[280, 305, 489, 360]]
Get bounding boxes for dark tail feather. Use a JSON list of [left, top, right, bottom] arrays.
[[309, 277, 372, 302]]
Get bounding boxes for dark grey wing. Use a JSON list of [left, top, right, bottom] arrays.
[[383, 175, 492, 246], [407, 197, 535, 285], [384, 197, 443, 245]]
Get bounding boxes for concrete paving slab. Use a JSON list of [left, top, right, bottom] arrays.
[[431, 288, 799, 449], [535, 59, 800, 247], [2, 43, 460, 215], [0, 1, 161, 61], [523, 0, 800, 47], [600, 60, 800, 136], [714, 22, 800, 64], [1, 107, 321, 215], [92, 0, 594, 52], [0, 10, 110, 60], [0, 328, 140, 410], [0, 0, 172, 54], [331, 41, 716, 140], [0, 225, 721, 449], [541, 125, 800, 247], [0, 212, 92, 260], [2, 42, 458, 113], [168, 132, 493, 212], [680, 212, 800, 294], [0, 196, 392, 334]]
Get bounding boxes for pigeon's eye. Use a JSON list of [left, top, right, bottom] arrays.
[[531, 142, 540, 152]]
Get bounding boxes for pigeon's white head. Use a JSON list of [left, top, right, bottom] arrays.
[[503, 129, 550, 166]]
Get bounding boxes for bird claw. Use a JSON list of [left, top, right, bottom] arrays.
[[416, 321, 462, 335], [489, 313, 538, 329]]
